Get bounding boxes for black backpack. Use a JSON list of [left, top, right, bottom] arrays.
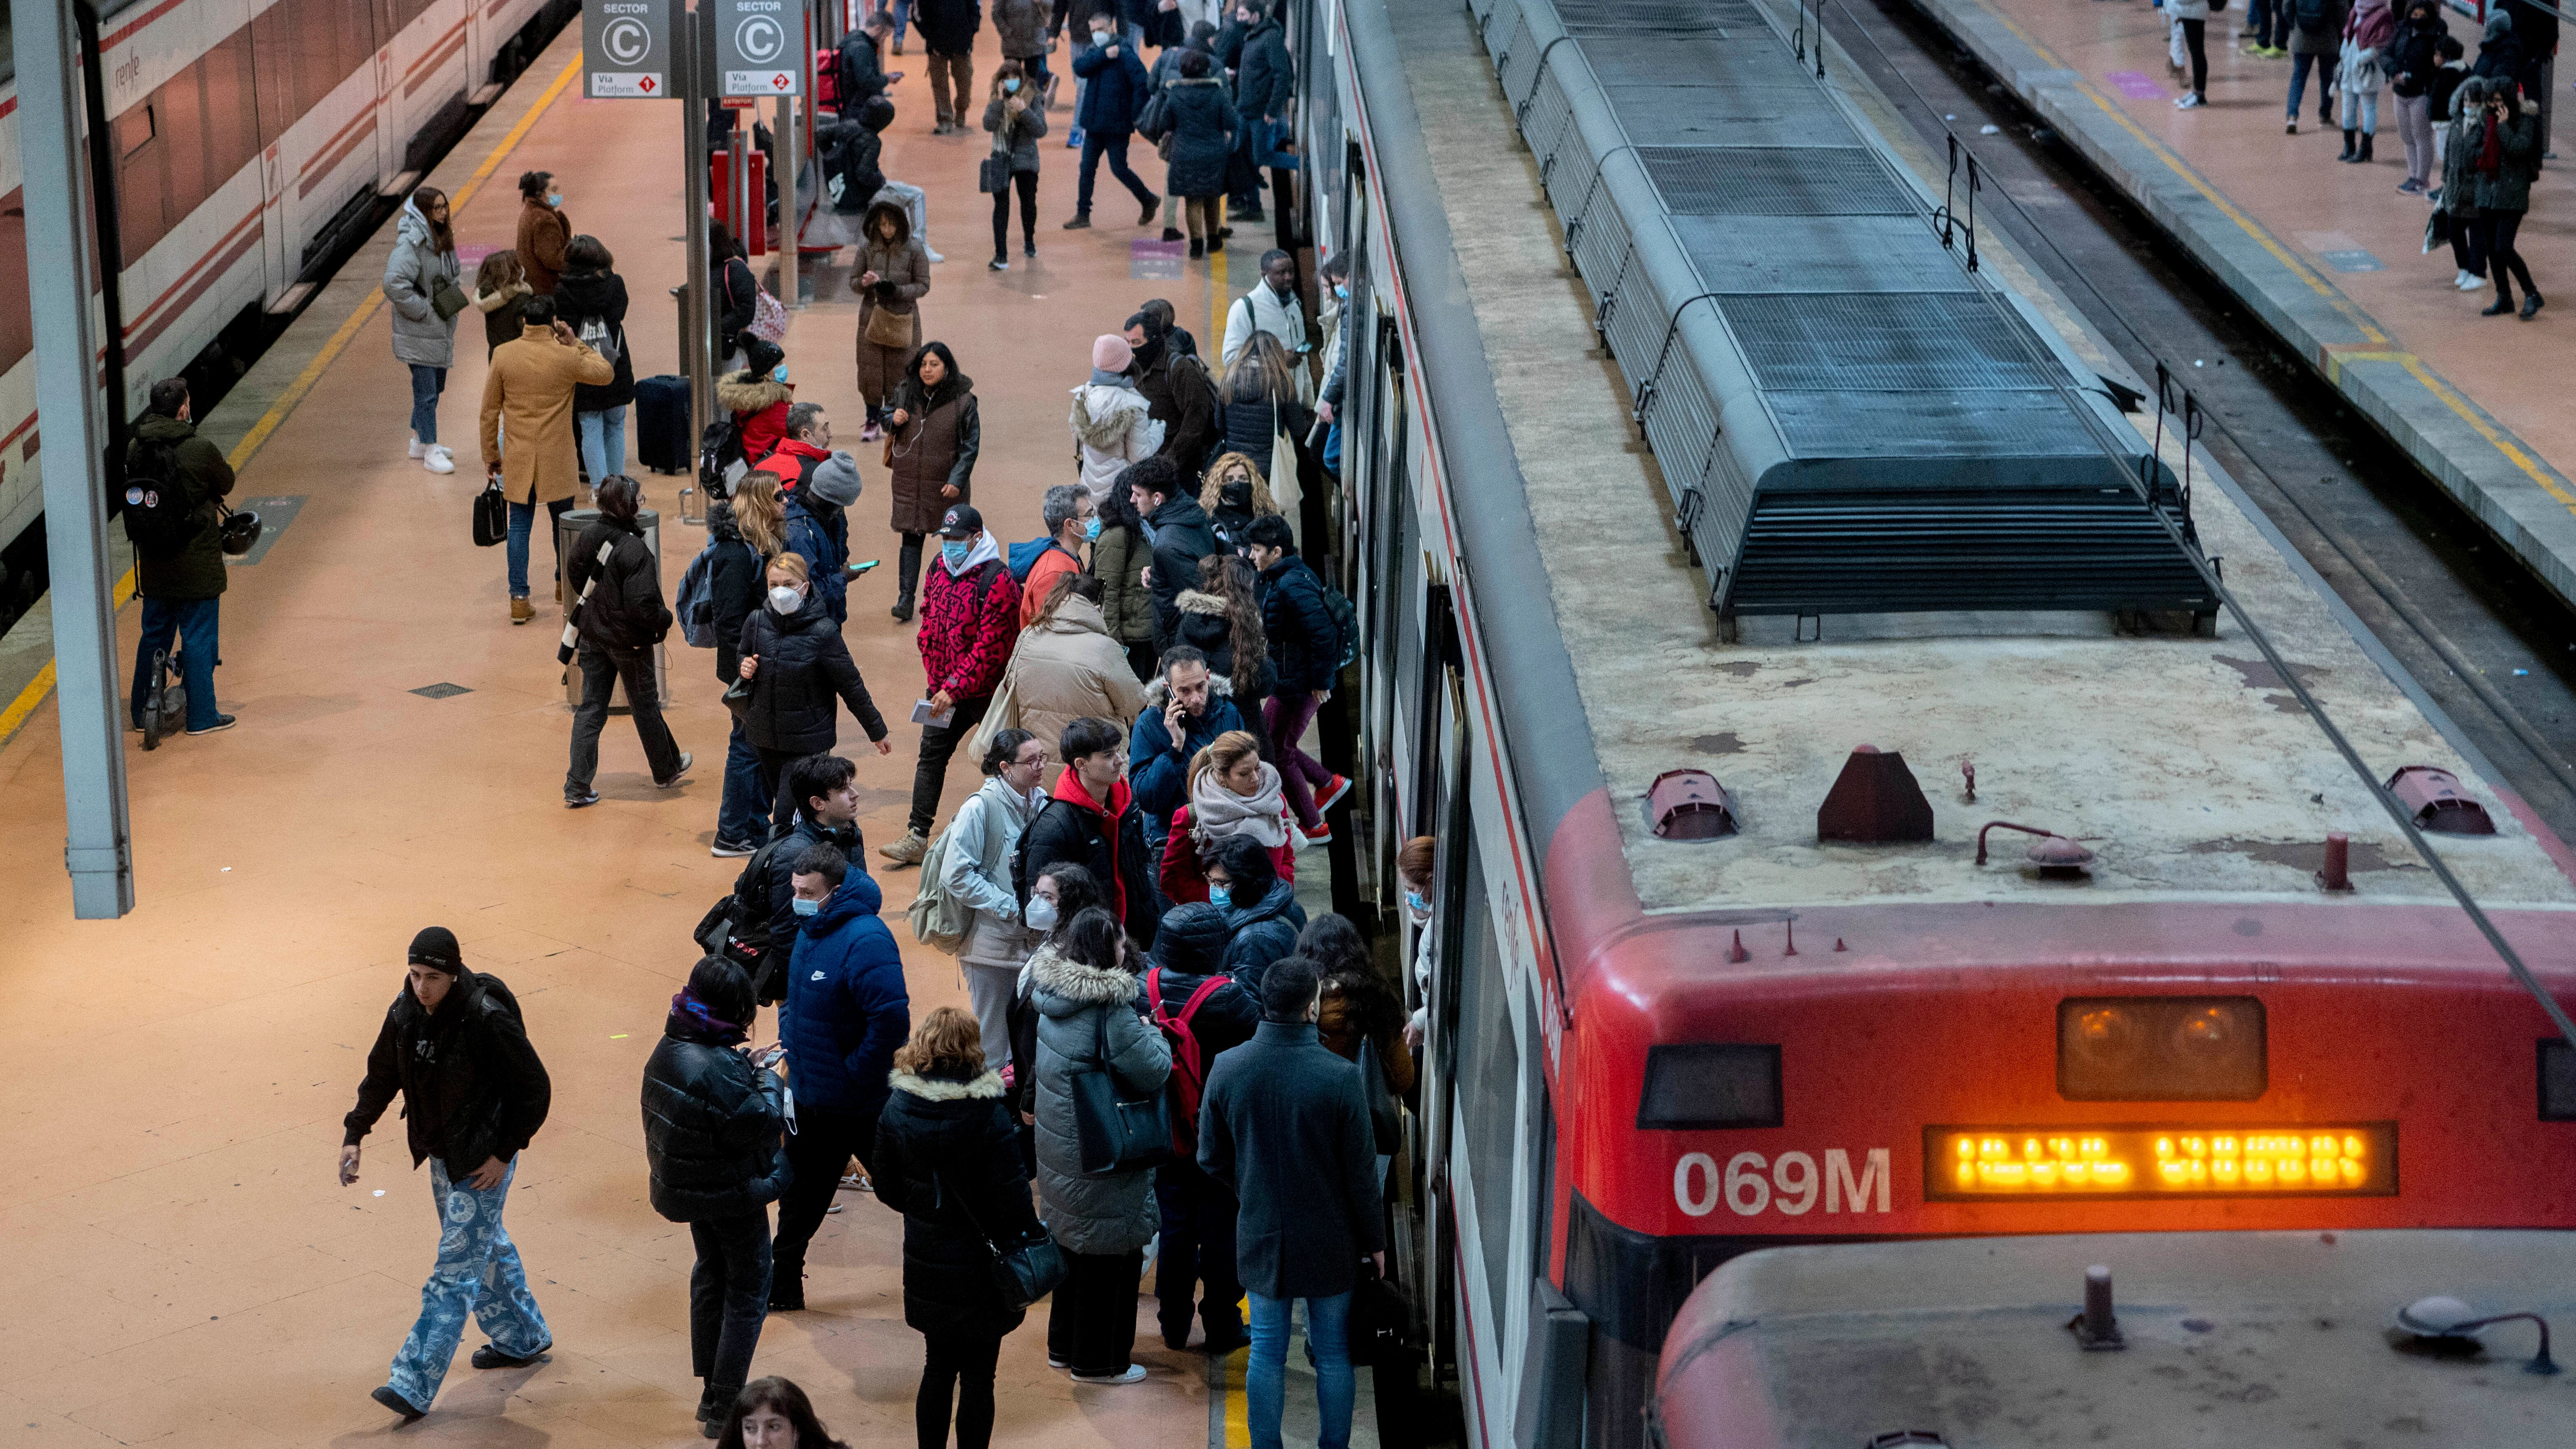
[[122, 435, 198, 561], [699, 419, 746, 495], [694, 835, 793, 1001]]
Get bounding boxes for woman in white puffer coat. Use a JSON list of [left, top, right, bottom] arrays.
[[1069, 333, 1163, 500]]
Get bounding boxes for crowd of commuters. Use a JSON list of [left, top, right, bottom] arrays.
[[2152, 0, 2551, 316], [247, 2, 1434, 1445]]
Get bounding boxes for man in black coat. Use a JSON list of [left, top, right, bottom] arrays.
[[833, 11, 896, 116], [1246, 515, 1347, 836], [642, 957, 790, 1429], [1136, 903, 1261, 1351], [1197, 955, 1384, 1449], [342, 928, 556, 1422], [1122, 315, 1221, 474], [1223, 0, 1294, 222], [1121, 456, 1222, 649], [565, 474, 687, 805]]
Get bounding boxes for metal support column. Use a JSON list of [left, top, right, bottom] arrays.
[[776, 89, 800, 306], [679, 0, 714, 437], [14, 0, 134, 917]]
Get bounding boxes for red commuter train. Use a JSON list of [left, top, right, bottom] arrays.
[[1293, 0, 2576, 1443]]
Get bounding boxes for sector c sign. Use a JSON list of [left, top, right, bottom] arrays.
[[716, 0, 800, 96], [583, 0, 670, 98]]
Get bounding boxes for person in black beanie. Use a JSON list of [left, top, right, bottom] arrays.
[[643, 956, 792, 1437], [343, 927, 555, 1423]]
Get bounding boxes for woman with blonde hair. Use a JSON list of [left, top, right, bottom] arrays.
[[873, 1005, 1043, 1449], [1198, 450, 1278, 553], [709, 473, 786, 855], [1214, 333, 1313, 544], [1159, 728, 1297, 905]]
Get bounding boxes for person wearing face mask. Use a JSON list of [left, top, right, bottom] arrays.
[[1020, 484, 1095, 628], [1130, 901, 1259, 1354], [738, 555, 893, 832], [1064, 16, 1164, 230], [641, 956, 789, 1437], [1220, 0, 1293, 228], [1397, 835, 1436, 1051], [1123, 316, 1222, 474], [1214, 335, 1313, 538], [1219, 248, 1309, 372], [1010, 863, 1110, 1149], [719, 337, 794, 469], [760, 405, 865, 625], [1204, 834, 1305, 990], [1152, 48, 1240, 258], [514, 170, 572, 295], [771, 843, 910, 1312], [1314, 252, 1351, 471], [565, 474, 690, 807], [1198, 451, 1277, 552], [977, 572, 1149, 771], [884, 343, 981, 621], [1245, 515, 1350, 842], [885, 505, 1021, 864], [752, 752, 873, 987], [712, 1376, 850, 1449], [940, 729, 1053, 1070], [981, 61, 1049, 271], [2388, 0, 2451, 191], [1092, 484, 1160, 681], [1070, 333, 1164, 501], [1160, 730, 1296, 905]]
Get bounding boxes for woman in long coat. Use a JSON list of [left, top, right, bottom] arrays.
[[384, 186, 462, 475], [1156, 50, 1240, 258], [852, 199, 932, 439], [883, 341, 981, 621]]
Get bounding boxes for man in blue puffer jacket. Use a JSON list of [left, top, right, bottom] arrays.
[[1065, 19, 1163, 230], [769, 842, 910, 1309]]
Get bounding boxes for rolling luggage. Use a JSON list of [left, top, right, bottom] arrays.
[[635, 374, 692, 474]]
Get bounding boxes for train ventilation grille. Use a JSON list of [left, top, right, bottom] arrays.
[[1766, 391, 2104, 458], [1562, 0, 1767, 32], [1716, 293, 2055, 392], [1641, 147, 1914, 216]]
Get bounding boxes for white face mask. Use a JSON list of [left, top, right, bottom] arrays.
[[768, 585, 803, 614], [1025, 895, 1060, 931]]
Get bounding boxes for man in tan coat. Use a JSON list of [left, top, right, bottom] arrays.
[[481, 295, 614, 623]]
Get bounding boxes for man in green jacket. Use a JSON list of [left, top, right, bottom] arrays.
[[127, 378, 237, 736]]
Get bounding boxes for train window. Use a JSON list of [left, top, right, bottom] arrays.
[[1637, 1044, 1784, 1129], [0, 194, 28, 374], [2541, 1039, 2576, 1121], [158, 68, 209, 229], [2058, 997, 2266, 1102], [118, 104, 157, 159], [1454, 845, 1517, 1326], [202, 32, 263, 195]]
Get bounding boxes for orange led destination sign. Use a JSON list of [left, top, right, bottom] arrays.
[[1923, 1124, 2396, 1200]]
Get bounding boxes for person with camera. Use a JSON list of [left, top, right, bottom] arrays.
[[565, 474, 689, 807], [126, 377, 238, 736]]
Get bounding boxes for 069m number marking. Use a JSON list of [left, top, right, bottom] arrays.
[[1673, 1149, 1892, 1217]]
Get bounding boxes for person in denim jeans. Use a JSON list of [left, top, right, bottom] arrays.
[[126, 379, 238, 736], [1197, 956, 1385, 1449], [481, 295, 612, 624], [341, 928, 555, 1423], [553, 235, 635, 486]]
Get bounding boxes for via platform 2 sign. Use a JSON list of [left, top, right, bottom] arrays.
[[583, 0, 671, 98], [714, 0, 801, 96]]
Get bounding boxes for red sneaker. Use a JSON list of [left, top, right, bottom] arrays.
[[1314, 773, 1353, 815]]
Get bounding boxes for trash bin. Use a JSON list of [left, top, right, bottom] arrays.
[[559, 507, 671, 709]]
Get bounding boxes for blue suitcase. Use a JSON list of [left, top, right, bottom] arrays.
[[635, 374, 692, 474]]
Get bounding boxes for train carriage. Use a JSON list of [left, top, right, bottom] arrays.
[[0, 0, 572, 555], [1292, 0, 2576, 1444]]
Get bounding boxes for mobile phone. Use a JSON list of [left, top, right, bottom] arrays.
[[849, 559, 880, 576]]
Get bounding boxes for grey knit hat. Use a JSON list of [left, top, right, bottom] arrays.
[[809, 450, 863, 508]]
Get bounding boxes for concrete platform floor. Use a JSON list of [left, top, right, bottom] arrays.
[[0, 17, 1325, 1448]]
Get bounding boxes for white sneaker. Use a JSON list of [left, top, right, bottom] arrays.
[[1070, 1365, 1147, 1385], [925, 249, 946, 264], [423, 445, 456, 474], [408, 437, 425, 459], [2175, 93, 2206, 109], [2458, 271, 2487, 291]]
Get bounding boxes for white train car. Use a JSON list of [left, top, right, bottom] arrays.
[[0, 0, 570, 553]]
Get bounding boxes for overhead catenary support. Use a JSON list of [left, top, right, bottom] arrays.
[[14, 0, 135, 917]]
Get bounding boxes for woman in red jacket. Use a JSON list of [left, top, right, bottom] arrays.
[[1160, 729, 1297, 905]]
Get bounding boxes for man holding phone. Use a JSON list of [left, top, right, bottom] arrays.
[[342, 928, 554, 1423], [479, 296, 612, 625]]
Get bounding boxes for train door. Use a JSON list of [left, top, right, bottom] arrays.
[[249, 16, 291, 306]]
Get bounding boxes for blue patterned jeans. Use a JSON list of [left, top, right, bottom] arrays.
[[385, 1158, 551, 1409]]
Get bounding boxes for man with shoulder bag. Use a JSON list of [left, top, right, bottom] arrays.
[[565, 474, 689, 808]]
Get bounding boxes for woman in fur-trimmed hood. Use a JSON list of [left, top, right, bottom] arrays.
[[1025, 910, 1172, 1379]]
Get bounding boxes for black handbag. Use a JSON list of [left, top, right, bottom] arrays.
[[1358, 1036, 1402, 1155], [1071, 1007, 1175, 1176], [978, 127, 1011, 194], [471, 476, 507, 547], [723, 676, 757, 719], [1350, 1257, 1409, 1366], [937, 1168, 1070, 1309]]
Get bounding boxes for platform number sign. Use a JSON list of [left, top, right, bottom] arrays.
[[1674, 1148, 1891, 1217], [583, 0, 670, 98], [715, 0, 800, 96]]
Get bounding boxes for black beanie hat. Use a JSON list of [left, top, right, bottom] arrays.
[[407, 926, 464, 975]]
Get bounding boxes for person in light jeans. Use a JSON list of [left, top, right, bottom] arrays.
[[554, 236, 635, 485]]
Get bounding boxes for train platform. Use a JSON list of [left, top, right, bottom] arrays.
[[1909, 0, 2576, 610], [0, 17, 1355, 1449]]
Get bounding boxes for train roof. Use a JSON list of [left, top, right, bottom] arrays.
[[1655, 1230, 2576, 1448], [1408, 0, 2576, 919]]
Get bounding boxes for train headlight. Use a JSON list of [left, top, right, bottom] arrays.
[[2059, 997, 2265, 1101], [1636, 1044, 1783, 1130]]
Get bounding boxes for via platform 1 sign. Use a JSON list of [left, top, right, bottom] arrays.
[[583, 0, 671, 98], [714, 0, 801, 96]]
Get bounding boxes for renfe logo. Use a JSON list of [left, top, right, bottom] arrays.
[[1674, 1149, 1890, 1217]]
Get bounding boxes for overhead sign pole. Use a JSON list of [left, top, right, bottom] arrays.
[[14, 0, 134, 919], [685, 0, 718, 437]]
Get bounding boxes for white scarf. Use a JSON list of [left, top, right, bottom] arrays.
[[1191, 763, 1289, 849]]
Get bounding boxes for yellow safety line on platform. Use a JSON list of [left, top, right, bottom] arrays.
[[1979, 5, 2576, 522], [0, 56, 584, 754], [1222, 1337, 1249, 1447]]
